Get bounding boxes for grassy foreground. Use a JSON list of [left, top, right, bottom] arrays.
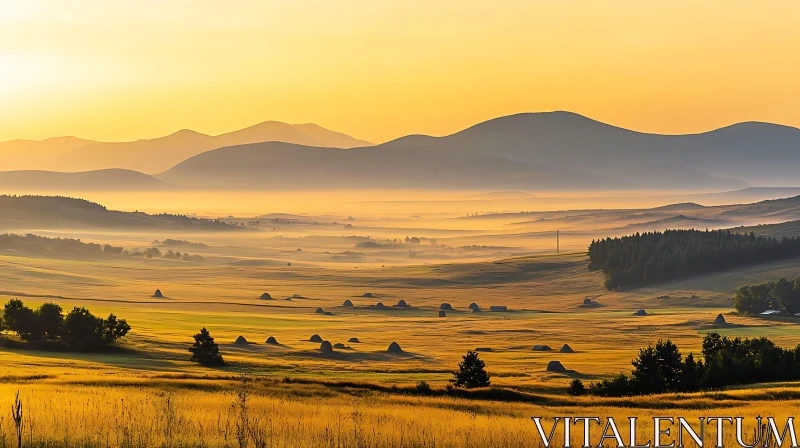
[[0, 374, 796, 447]]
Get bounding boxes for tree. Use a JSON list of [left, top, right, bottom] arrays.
[[631, 340, 683, 394], [567, 378, 586, 396], [102, 314, 130, 344], [62, 307, 104, 349], [189, 327, 225, 366], [37, 302, 64, 339], [451, 350, 490, 388], [3, 299, 42, 340]]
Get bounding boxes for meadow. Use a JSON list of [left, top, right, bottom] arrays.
[[1, 191, 800, 445]]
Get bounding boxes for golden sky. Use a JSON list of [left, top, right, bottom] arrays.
[[1, 1, 799, 144]]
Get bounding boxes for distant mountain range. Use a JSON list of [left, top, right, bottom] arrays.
[[0, 121, 371, 174], [3, 111, 800, 191]]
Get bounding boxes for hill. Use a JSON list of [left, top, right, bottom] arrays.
[[0, 195, 239, 231], [159, 111, 800, 191], [0, 169, 168, 192], [3, 122, 371, 174]]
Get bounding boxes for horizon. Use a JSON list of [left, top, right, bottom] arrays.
[[4, 110, 800, 145], [2, 2, 799, 144]]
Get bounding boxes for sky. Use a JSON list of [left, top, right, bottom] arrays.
[[1, 0, 799, 144]]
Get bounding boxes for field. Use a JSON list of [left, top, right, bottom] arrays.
[[2, 191, 800, 445]]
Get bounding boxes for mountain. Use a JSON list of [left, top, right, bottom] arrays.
[[0, 137, 98, 170], [0, 195, 239, 231], [160, 111, 791, 191], [2, 122, 371, 174], [0, 169, 167, 192]]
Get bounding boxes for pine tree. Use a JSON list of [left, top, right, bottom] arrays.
[[189, 327, 225, 366], [451, 350, 490, 388]]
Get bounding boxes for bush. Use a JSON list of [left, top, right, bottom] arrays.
[[415, 381, 432, 393], [567, 379, 586, 396], [451, 350, 491, 388]]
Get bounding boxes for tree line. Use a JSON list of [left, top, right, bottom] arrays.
[[733, 275, 800, 315], [1, 299, 130, 350], [588, 229, 800, 290], [571, 333, 800, 396]]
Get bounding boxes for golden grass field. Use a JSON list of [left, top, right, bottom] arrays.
[[2, 193, 800, 446]]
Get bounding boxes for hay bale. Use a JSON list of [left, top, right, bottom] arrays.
[[362, 292, 375, 298], [489, 306, 508, 312], [633, 309, 648, 316], [387, 341, 403, 353], [259, 292, 272, 300], [546, 360, 567, 373], [475, 347, 492, 352], [234, 336, 248, 345], [309, 334, 323, 343], [468, 302, 480, 310], [395, 299, 408, 308], [266, 336, 278, 345], [348, 337, 360, 343], [333, 343, 346, 349], [532, 345, 552, 351], [152, 289, 163, 298], [559, 344, 574, 353], [439, 303, 453, 311], [583, 298, 592, 305], [438, 310, 446, 317], [342, 299, 354, 307], [714, 314, 727, 325], [375, 302, 386, 309], [315, 307, 325, 314], [320, 340, 333, 354]]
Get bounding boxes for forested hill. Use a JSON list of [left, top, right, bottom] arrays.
[[0, 195, 240, 231], [588, 229, 800, 290]]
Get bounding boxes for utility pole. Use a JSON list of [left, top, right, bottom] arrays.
[[557, 230, 560, 253]]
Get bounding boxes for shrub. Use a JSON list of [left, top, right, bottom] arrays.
[[567, 379, 586, 396]]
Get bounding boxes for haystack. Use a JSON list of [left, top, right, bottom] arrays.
[[259, 292, 272, 300], [546, 360, 567, 373], [292, 294, 303, 298], [532, 345, 552, 351], [266, 336, 278, 345], [234, 336, 248, 345], [395, 299, 408, 308], [309, 334, 323, 343], [714, 314, 727, 325], [559, 344, 575, 353], [348, 337, 360, 343], [387, 341, 403, 353], [342, 299, 354, 307], [315, 308, 325, 314], [468, 302, 480, 310], [472, 307, 482, 313], [633, 309, 648, 316], [333, 343, 346, 349], [475, 347, 492, 352], [439, 303, 453, 311], [375, 302, 386, 309], [583, 298, 592, 305], [152, 289, 164, 298], [439, 311, 446, 317], [320, 340, 333, 354], [363, 292, 375, 298]]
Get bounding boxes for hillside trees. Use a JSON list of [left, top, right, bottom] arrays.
[[589, 229, 800, 290], [733, 275, 800, 315]]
